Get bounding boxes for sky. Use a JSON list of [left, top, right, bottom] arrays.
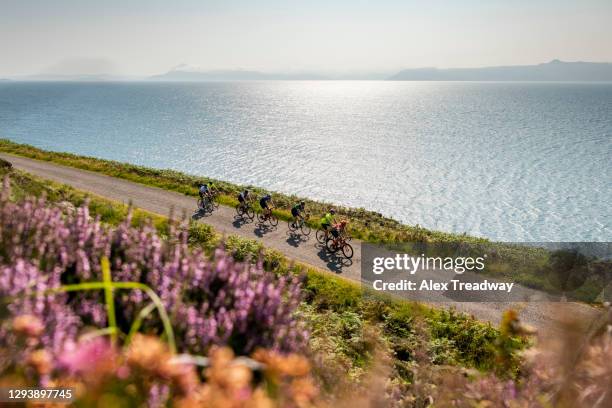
[[1, 0, 611, 77]]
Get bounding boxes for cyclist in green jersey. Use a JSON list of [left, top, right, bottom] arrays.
[[320, 209, 336, 232], [291, 201, 306, 228]]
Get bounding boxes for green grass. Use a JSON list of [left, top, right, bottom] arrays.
[[1, 163, 527, 382], [1, 138, 607, 302], [0, 138, 489, 243]]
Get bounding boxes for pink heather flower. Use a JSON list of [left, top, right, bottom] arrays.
[[1, 182, 307, 359], [58, 338, 117, 376]]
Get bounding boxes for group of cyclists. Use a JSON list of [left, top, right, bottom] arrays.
[[197, 183, 353, 258]]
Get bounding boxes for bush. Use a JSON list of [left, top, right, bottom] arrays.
[[0, 183, 307, 356]]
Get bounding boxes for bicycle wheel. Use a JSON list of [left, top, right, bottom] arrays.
[[269, 215, 278, 227], [288, 220, 297, 231], [300, 222, 311, 236], [342, 243, 354, 259], [245, 207, 255, 220], [236, 204, 244, 217], [197, 199, 205, 211], [316, 229, 327, 243], [326, 238, 339, 252], [257, 212, 266, 223], [204, 200, 214, 213]]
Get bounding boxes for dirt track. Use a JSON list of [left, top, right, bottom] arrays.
[[1, 153, 600, 332]]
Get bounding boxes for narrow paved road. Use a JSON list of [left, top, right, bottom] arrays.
[[1, 153, 600, 332], [1, 153, 362, 280]]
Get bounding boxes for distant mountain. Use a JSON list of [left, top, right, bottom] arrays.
[[389, 60, 612, 81], [13, 74, 129, 81], [150, 67, 329, 81]]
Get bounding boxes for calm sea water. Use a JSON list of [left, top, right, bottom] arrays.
[[0, 81, 610, 241]]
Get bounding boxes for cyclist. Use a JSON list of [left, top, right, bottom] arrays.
[[199, 183, 209, 198], [332, 219, 348, 239], [198, 183, 210, 208], [237, 189, 251, 210], [291, 201, 306, 228], [259, 194, 273, 218], [208, 181, 217, 197], [320, 209, 336, 237]]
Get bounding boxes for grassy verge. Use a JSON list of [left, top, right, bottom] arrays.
[[1, 163, 527, 384], [0, 138, 485, 243], [1, 139, 607, 302]]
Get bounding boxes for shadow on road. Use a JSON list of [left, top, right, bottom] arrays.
[[191, 209, 213, 220], [232, 216, 252, 228], [285, 231, 310, 247], [254, 223, 276, 237], [191, 210, 205, 221], [316, 245, 352, 273]]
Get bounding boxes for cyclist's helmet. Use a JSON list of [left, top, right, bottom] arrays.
[[265, 194, 271, 200], [300, 201, 305, 208], [330, 209, 336, 215]]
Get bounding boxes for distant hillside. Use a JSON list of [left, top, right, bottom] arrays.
[[15, 74, 126, 81], [389, 60, 612, 81], [151, 68, 328, 81]]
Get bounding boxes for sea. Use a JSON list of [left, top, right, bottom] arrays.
[[0, 80, 610, 241]]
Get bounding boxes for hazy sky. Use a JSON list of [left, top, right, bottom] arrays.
[[1, 0, 611, 77]]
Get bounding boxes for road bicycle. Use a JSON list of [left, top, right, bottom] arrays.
[[315, 227, 330, 244], [325, 233, 354, 259], [235, 201, 255, 220], [257, 208, 279, 227], [288, 213, 311, 236], [208, 190, 220, 210], [197, 195, 216, 214]]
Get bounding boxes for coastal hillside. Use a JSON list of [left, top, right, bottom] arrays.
[[150, 66, 328, 81], [0, 159, 528, 405], [389, 60, 612, 81], [1, 139, 609, 304], [1, 157, 611, 406]]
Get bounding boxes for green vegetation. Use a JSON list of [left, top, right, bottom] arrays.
[[0, 138, 486, 243], [1, 139, 607, 302], [1, 162, 527, 384]]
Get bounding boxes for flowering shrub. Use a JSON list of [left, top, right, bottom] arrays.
[[408, 307, 612, 408], [3, 174, 610, 407], [0, 260, 80, 363], [2, 327, 318, 407], [0, 179, 307, 359]]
